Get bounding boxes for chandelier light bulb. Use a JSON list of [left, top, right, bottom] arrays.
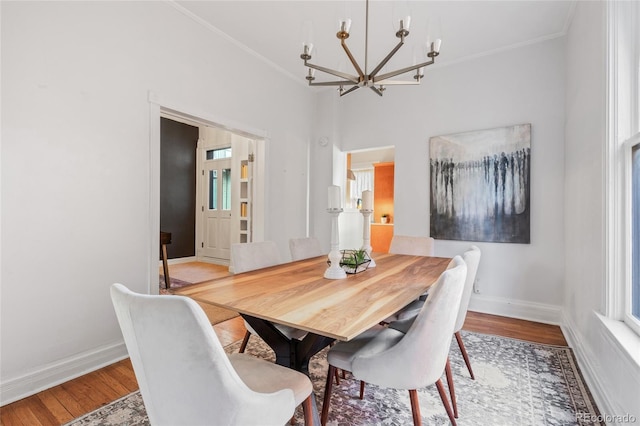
[[337, 18, 352, 38], [395, 15, 411, 38], [306, 68, 316, 81], [300, 43, 313, 60], [400, 16, 411, 31], [433, 39, 442, 54]]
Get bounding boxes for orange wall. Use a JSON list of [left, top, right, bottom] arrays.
[[372, 162, 394, 252], [373, 162, 394, 223], [371, 224, 394, 253]]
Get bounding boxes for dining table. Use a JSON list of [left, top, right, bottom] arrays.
[[177, 252, 451, 372]]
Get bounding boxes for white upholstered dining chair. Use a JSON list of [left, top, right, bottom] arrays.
[[389, 235, 435, 256], [231, 241, 282, 274], [389, 246, 482, 418], [450, 246, 481, 379], [231, 241, 307, 353], [321, 256, 467, 426], [289, 237, 324, 261], [110, 283, 314, 426]]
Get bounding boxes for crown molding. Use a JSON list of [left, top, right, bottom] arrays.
[[165, 0, 305, 87]]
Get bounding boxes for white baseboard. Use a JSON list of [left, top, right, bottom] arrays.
[[0, 342, 128, 406], [197, 257, 230, 267], [560, 312, 616, 422], [561, 311, 640, 425], [158, 256, 230, 267], [159, 256, 197, 266], [468, 293, 563, 324]]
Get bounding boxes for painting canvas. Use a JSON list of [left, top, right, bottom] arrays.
[[429, 124, 531, 243]]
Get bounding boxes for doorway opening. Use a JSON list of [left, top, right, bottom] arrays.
[[157, 109, 266, 276], [342, 147, 395, 252]]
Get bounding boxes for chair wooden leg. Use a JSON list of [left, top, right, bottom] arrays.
[[436, 379, 457, 426], [359, 381, 365, 400], [333, 369, 347, 385], [302, 394, 314, 426], [455, 331, 475, 380], [161, 244, 171, 289], [321, 365, 336, 426], [445, 357, 458, 418], [408, 389, 422, 426], [238, 331, 251, 353]]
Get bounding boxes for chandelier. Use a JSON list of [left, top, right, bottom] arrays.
[[300, 0, 441, 97]]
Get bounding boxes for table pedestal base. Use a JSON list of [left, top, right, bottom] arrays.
[[242, 315, 334, 425]]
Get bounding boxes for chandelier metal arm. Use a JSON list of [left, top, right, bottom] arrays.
[[373, 80, 420, 86], [340, 40, 365, 80], [369, 37, 405, 79], [373, 58, 435, 83], [369, 86, 384, 96], [305, 61, 359, 83], [340, 86, 360, 97], [309, 80, 358, 87]]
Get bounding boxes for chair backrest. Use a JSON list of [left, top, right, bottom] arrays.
[[110, 283, 295, 425], [231, 241, 281, 273], [389, 235, 435, 256], [352, 256, 467, 389], [454, 245, 481, 333], [289, 237, 324, 261]]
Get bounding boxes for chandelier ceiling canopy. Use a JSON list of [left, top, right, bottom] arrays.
[[300, 0, 441, 97]]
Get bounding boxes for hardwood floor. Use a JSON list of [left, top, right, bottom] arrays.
[[163, 261, 229, 284], [463, 311, 567, 346], [0, 312, 566, 426]]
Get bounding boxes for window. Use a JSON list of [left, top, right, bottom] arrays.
[[608, 0, 640, 333], [222, 168, 231, 211], [209, 170, 217, 210], [206, 147, 232, 160], [349, 169, 374, 208], [633, 144, 640, 319]]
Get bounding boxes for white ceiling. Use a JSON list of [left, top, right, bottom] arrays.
[[175, 1, 576, 85]]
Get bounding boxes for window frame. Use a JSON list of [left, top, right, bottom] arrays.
[[606, 0, 640, 335], [624, 134, 640, 333]]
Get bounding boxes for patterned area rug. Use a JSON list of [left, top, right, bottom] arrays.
[[65, 331, 603, 426], [158, 275, 194, 292]]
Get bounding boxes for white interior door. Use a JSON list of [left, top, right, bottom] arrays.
[[202, 158, 232, 260]]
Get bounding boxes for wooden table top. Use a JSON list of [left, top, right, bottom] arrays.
[[176, 253, 451, 341]]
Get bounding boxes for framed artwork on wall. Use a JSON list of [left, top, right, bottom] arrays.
[[429, 123, 531, 243]]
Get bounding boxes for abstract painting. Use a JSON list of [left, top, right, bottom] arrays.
[[429, 124, 531, 243]]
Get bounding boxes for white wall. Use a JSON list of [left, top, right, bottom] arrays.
[[323, 38, 566, 323], [0, 1, 313, 404], [563, 2, 640, 422]]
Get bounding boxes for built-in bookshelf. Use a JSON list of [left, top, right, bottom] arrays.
[[239, 158, 251, 243]]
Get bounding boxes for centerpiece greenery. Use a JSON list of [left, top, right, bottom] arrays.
[[339, 249, 371, 274]]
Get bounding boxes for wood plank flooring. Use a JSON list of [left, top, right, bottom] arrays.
[[0, 312, 566, 426], [163, 261, 229, 284]]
